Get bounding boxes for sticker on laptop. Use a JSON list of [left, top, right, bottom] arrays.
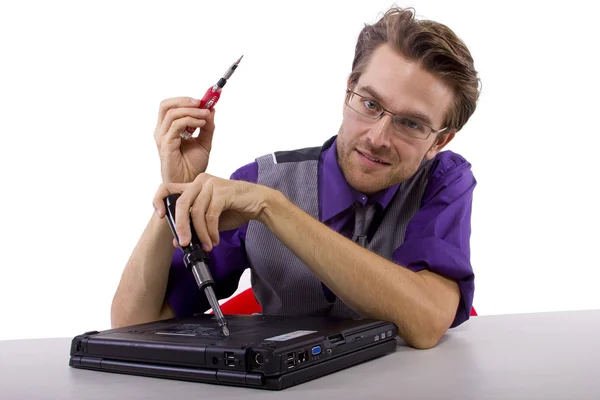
[[154, 324, 225, 337], [264, 330, 317, 341]]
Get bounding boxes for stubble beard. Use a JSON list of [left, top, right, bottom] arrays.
[[335, 128, 420, 195]]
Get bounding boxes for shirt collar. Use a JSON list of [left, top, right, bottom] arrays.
[[319, 137, 400, 223]]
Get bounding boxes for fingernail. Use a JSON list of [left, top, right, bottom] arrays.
[[202, 242, 211, 252], [179, 235, 188, 245]]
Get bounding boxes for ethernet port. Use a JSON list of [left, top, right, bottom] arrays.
[[297, 350, 308, 363]]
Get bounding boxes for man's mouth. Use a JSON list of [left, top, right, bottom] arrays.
[[357, 150, 390, 165]]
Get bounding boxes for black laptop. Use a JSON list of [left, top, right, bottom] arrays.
[[69, 313, 398, 390]]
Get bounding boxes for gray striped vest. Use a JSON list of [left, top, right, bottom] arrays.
[[245, 137, 433, 318]]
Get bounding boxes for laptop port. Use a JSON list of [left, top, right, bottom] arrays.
[[286, 352, 295, 361], [328, 333, 346, 345], [253, 352, 264, 367], [224, 352, 235, 367], [286, 359, 295, 369], [311, 345, 322, 356], [297, 351, 307, 363]]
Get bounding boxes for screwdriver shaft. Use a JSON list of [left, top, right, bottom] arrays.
[[191, 262, 230, 337], [204, 286, 230, 337]]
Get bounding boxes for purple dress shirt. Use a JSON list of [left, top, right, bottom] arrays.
[[166, 138, 476, 328]]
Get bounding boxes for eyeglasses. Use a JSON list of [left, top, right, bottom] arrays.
[[345, 89, 448, 140]]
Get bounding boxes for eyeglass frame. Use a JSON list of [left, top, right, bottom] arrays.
[[344, 88, 449, 140]]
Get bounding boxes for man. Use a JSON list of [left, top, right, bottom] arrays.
[[111, 7, 481, 350]]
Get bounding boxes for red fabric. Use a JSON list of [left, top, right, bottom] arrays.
[[218, 288, 479, 317], [219, 288, 262, 315]]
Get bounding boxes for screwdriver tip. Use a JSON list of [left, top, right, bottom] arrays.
[[236, 55, 243, 64], [222, 325, 230, 337]]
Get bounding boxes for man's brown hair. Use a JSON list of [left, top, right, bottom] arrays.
[[348, 7, 481, 132]]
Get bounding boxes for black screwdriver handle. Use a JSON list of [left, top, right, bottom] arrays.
[[163, 194, 210, 265]]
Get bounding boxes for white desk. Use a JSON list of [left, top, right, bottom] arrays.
[[1, 310, 599, 399]]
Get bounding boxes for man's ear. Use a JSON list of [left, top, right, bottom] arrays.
[[425, 130, 456, 160]]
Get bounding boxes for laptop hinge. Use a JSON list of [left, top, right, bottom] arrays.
[[216, 370, 264, 386], [72, 356, 103, 368]]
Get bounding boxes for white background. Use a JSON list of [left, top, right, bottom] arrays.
[[0, 0, 598, 341]]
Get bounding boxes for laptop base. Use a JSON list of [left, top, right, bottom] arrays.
[[70, 338, 396, 390]]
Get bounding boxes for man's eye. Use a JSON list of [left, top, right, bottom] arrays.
[[363, 100, 380, 111], [402, 118, 423, 131]]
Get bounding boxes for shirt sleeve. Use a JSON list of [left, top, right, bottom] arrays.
[[392, 151, 476, 328], [165, 161, 259, 318]]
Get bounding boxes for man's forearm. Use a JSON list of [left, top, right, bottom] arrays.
[[260, 191, 457, 349], [111, 212, 176, 328]]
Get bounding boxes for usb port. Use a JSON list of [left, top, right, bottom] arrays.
[[287, 352, 295, 360], [287, 359, 295, 369], [328, 334, 345, 345], [224, 352, 235, 367]]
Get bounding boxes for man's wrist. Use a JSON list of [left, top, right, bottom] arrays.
[[151, 210, 177, 246], [257, 187, 289, 228]]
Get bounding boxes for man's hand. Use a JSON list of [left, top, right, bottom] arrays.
[[152, 173, 276, 251], [154, 97, 217, 184]]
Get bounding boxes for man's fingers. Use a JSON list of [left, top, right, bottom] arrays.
[[156, 97, 200, 129], [157, 107, 211, 141], [190, 183, 214, 252], [205, 194, 225, 248], [163, 117, 208, 145], [152, 183, 188, 218], [151, 174, 223, 251], [193, 108, 216, 138], [173, 181, 204, 247]]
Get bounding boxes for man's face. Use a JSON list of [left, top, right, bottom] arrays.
[[337, 44, 456, 195]]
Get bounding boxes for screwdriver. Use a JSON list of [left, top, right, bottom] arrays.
[[180, 55, 244, 139], [163, 193, 230, 337]]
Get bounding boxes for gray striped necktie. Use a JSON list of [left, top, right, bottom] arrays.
[[352, 203, 378, 247], [322, 203, 377, 303]]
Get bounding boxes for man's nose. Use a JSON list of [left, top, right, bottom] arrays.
[[366, 114, 393, 148]]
